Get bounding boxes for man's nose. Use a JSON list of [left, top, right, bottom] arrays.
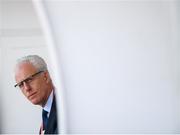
[[23, 82, 31, 91]]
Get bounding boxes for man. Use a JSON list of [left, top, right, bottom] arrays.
[[14, 55, 58, 134]]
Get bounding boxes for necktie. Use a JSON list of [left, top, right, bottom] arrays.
[[42, 109, 48, 130]]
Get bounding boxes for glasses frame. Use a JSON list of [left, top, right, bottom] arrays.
[[14, 70, 44, 88]]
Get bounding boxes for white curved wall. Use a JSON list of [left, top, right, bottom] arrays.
[[40, 0, 180, 133]]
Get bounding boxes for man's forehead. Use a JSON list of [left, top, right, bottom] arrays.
[[16, 62, 36, 71], [15, 62, 37, 78]]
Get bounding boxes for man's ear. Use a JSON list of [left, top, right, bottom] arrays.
[[44, 71, 51, 83]]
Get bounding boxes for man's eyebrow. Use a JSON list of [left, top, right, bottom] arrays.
[[15, 75, 33, 87], [15, 78, 28, 86], [14, 71, 43, 87]]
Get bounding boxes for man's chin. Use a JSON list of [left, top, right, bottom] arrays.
[[30, 99, 40, 105]]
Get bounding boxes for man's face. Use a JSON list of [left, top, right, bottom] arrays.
[[15, 62, 51, 106]]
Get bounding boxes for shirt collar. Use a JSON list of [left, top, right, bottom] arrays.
[[43, 91, 53, 115]]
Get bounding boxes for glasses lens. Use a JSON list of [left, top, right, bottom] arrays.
[[14, 71, 44, 88]]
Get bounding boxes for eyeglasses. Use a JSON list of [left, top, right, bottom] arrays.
[[14, 71, 44, 88]]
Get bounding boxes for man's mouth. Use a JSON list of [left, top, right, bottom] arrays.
[[28, 92, 37, 100]]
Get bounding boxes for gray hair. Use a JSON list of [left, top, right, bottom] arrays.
[[15, 55, 48, 72]]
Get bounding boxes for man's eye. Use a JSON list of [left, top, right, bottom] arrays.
[[26, 77, 33, 83], [18, 82, 23, 88]]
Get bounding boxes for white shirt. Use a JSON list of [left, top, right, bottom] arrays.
[[43, 91, 53, 117]]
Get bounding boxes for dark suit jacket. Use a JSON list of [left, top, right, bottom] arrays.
[[45, 96, 58, 134]]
